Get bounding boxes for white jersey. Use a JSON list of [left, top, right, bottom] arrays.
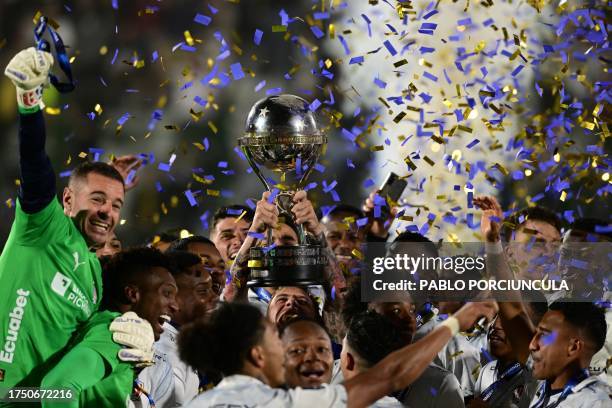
[[395, 363, 465, 408], [529, 374, 611, 408], [184, 375, 347, 407], [474, 360, 538, 408], [589, 309, 611, 385], [332, 359, 464, 408], [415, 315, 481, 397], [369, 396, 403, 407], [136, 322, 200, 407]]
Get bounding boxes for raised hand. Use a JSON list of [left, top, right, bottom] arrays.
[[250, 191, 279, 234], [474, 196, 503, 243], [292, 190, 323, 236], [453, 301, 498, 332], [110, 155, 143, 191], [4, 47, 54, 112], [362, 190, 398, 238]]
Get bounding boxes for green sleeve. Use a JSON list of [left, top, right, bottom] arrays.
[[40, 346, 108, 408]]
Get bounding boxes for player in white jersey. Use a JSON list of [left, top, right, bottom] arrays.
[[179, 301, 496, 407], [135, 251, 218, 407], [476, 195, 611, 408]]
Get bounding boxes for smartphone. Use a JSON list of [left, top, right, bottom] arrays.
[[379, 172, 407, 203]]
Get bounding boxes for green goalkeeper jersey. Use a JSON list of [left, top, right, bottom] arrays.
[[0, 199, 102, 389], [40, 310, 134, 408]]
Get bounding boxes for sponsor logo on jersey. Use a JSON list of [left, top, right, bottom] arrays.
[[50, 272, 91, 316], [0, 289, 30, 364], [51, 272, 72, 296]]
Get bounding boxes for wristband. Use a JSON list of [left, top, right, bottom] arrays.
[[440, 316, 460, 336]]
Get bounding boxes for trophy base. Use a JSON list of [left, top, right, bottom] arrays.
[[246, 244, 327, 287]]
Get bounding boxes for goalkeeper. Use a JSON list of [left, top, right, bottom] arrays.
[[0, 47, 153, 393]]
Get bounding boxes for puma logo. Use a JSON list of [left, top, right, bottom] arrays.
[[72, 252, 87, 272]]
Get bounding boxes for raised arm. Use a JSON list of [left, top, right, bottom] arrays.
[[223, 191, 278, 302], [474, 195, 535, 364], [343, 301, 497, 408], [4, 48, 56, 214], [40, 346, 108, 408]]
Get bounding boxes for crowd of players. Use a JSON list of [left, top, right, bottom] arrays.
[[0, 47, 610, 408]]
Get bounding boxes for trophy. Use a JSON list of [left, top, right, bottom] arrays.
[[238, 94, 328, 287]]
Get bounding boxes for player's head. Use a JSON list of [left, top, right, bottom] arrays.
[[165, 251, 218, 326], [179, 302, 286, 387], [342, 280, 416, 344], [489, 290, 547, 362], [63, 161, 125, 247], [101, 247, 179, 340], [95, 232, 122, 258], [150, 229, 182, 252], [503, 207, 562, 279], [169, 236, 226, 297], [269, 215, 299, 247], [529, 301, 606, 381], [280, 318, 333, 388], [503, 206, 562, 244], [267, 286, 320, 329], [341, 311, 405, 380], [321, 204, 366, 258], [210, 205, 254, 262]]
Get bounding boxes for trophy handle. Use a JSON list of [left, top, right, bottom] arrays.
[[241, 146, 274, 192]]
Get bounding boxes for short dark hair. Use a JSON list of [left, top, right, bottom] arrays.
[[164, 251, 203, 278], [341, 279, 367, 328], [347, 310, 405, 367], [279, 317, 331, 340], [101, 247, 173, 309], [69, 161, 124, 188], [548, 300, 607, 352], [391, 231, 439, 258], [320, 204, 365, 221], [569, 218, 612, 240], [212, 205, 254, 231], [178, 303, 267, 376], [502, 206, 562, 241], [168, 235, 215, 252]]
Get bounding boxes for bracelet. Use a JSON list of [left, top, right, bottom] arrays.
[[440, 316, 460, 336]]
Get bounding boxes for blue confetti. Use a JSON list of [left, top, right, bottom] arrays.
[[194, 13, 212, 26], [254, 29, 263, 45]]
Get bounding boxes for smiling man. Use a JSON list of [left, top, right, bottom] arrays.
[[267, 286, 321, 329], [281, 319, 334, 389], [0, 47, 152, 393], [40, 247, 179, 407]]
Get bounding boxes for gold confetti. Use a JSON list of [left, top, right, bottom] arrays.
[[393, 59, 408, 68], [5, 199, 13, 209], [193, 142, 206, 151], [208, 121, 218, 134], [206, 189, 220, 197], [99, 46, 108, 55], [94, 104, 103, 115], [183, 30, 194, 46], [272, 25, 287, 32], [78, 152, 88, 158], [560, 191, 567, 202], [423, 156, 435, 166], [45, 107, 61, 115], [328, 24, 335, 39], [351, 248, 364, 260]]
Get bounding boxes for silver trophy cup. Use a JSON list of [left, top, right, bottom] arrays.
[[238, 94, 328, 286]]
